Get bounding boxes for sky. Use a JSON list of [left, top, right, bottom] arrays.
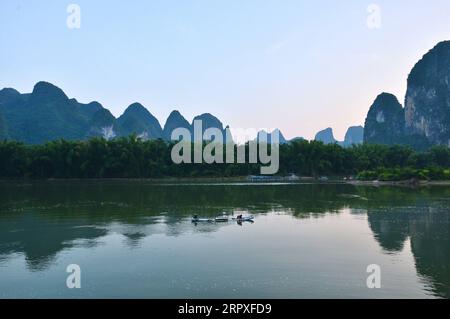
[[1, 0, 450, 140]]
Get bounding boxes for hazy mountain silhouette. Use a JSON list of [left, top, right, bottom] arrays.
[[256, 129, 287, 144], [116, 102, 163, 140], [315, 127, 336, 144], [0, 82, 227, 144], [314, 126, 364, 147], [191, 113, 226, 142], [343, 126, 364, 147], [163, 110, 191, 140]]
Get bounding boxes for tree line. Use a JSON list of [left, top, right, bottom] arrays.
[[0, 136, 449, 179]]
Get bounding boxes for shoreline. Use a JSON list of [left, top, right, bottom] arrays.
[[0, 176, 450, 186], [346, 180, 450, 186]]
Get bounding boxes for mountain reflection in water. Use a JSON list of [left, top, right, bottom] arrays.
[[0, 181, 448, 298]]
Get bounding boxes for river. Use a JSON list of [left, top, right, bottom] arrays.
[[0, 181, 448, 298]]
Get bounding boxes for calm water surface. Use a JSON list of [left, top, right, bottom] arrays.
[[0, 181, 449, 298]]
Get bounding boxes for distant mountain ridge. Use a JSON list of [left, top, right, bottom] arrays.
[[117, 102, 163, 140], [0, 81, 302, 145], [163, 110, 191, 140], [0, 81, 229, 144], [2, 41, 449, 148], [343, 126, 364, 147], [315, 128, 337, 144], [314, 126, 364, 147], [255, 129, 288, 144], [0, 82, 108, 144]]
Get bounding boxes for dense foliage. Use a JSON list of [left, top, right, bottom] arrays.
[[357, 167, 450, 181], [0, 137, 449, 179]]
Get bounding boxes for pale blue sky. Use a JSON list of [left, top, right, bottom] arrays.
[[1, 0, 450, 140]]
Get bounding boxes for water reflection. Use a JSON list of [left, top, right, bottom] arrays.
[[0, 213, 107, 271], [367, 208, 450, 298], [0, 181, 449, 298]]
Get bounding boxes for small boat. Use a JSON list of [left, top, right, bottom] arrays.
[[232, 215, 254, 222], [191, 215, 214, 223], [191, 218, 213, 223], [214, 212, 229, 222]]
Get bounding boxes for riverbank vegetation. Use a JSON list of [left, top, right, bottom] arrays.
[[0, 137, 449, 180], [356, 167, 450, 181]]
